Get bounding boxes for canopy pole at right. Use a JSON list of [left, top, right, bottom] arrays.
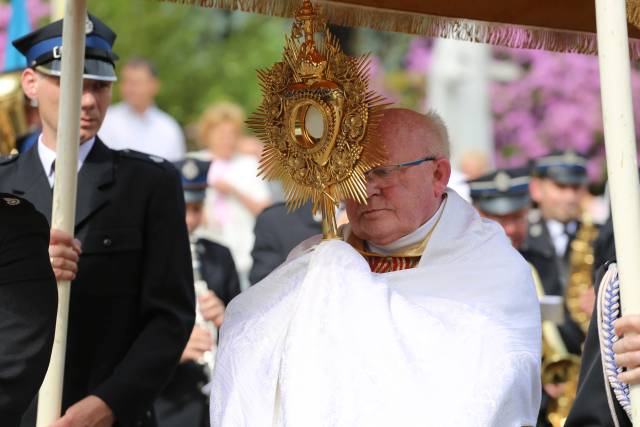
[[595, 0, 640, 423]]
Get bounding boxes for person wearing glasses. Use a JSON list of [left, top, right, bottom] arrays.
[[210, 108, 541, 425]]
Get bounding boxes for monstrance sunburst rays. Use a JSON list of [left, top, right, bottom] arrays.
[[248, 0, 388, 239]]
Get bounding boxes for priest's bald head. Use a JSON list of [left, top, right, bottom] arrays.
[[346, 108, 452, 246]]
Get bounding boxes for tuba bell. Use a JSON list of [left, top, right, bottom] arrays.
[[532, 265, 581, 427], [541, 314, 581, 427], [0, 71, 29, 155]]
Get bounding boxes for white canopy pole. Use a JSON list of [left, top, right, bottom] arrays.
[[36, 0, 87, 424], [595, 0, 640, 423]]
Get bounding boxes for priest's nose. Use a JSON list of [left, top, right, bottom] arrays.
[[365, 177, 382, 198]]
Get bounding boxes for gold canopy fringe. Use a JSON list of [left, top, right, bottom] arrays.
[[164, 0, 640, 60]]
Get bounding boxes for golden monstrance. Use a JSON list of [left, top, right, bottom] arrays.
[[249, 0, 387, 239]]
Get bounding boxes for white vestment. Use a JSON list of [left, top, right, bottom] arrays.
[[210, 189, 541, 426]]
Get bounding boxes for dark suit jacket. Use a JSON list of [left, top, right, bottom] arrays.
[[522, 215, 586, 355], [0, 194, 57, 427], [566, 262, 630, 427], [249, 201, 322, 285], [594, 217, 615, 273], [0, 140, 195, 427], [197, 239, 241, 306]]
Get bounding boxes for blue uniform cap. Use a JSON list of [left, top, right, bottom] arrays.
[[12, 14, 118, 82], [174, 158, 211, 204], [533, 150, 588, 186], [469, 167, 531, 215]]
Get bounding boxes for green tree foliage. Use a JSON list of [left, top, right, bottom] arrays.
[[3, 0, 412, 144], [90, 1, 289, 142]]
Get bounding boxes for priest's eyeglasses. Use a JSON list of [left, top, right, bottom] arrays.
[[365, 156, 438, 181]]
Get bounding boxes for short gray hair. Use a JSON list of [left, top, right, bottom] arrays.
[[423, 109, 450, 159]]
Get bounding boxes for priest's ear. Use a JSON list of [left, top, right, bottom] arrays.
[[432, 157, 451, 198]]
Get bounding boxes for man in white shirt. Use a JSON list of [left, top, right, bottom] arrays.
[[99, 57, 185, 161], [211, 108, 541, 426]]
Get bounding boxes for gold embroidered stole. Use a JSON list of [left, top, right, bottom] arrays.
[[344, 197, 447, 273]]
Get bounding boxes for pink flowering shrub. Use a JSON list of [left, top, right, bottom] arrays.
[[491, 48, 640, 180], [394, 38, 640, 182]]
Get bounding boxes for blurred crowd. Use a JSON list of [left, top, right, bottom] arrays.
[[96, 58, 295, 289]]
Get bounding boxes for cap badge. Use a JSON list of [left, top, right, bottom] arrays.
[[494, 171, 512, 192], [182, 160, 199, 180], [3, 197, 20, 206], [564, 150, 579, 165], [85, 16, 94, 34]]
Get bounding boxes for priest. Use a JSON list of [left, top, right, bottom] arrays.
[[210, 108, 542, 426]]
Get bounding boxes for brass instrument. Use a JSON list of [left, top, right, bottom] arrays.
[[190, 238, 218, 385], [565, 212, 599, 334], [532, 266, 581, 427], [541, 321, 581, 427], [0, 71, 28, 155]]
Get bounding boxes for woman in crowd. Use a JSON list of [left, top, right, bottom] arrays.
[[195, 102, 271, 286]]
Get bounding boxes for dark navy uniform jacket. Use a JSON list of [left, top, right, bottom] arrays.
[[566, 261, 630, 427], [195, 239, 241, 307], [0, 194, 57, 427], [566, 217, 628, 426], [0, 139, 195, 427], [249, 201, 322, 285], [521, 214, 587, 355]]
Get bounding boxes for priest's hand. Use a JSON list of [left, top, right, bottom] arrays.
[[180, 325, 214, 363], [49, 228, 82, 281], [49, 395, 114, 427], [613, 315, 640, 384], [199, 290, 225, 327]]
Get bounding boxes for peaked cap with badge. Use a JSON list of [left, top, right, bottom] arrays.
[[533, 149, 588, 186], [468, 167, 531, 216], [12, 14, 118, 82], [173, 158, 211, 204]]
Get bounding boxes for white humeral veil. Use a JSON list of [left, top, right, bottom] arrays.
[[210, 189, 541, 426]]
